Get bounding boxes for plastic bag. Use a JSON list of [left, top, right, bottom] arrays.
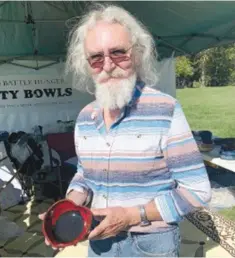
[[10, 134, 33, 165]]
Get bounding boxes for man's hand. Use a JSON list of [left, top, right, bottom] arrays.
[[88, 206, 140, 240], [38, 189, 88, 250], [38, 212, 60, 250]]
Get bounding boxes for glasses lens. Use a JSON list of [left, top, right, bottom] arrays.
[[110, 49, 130, 64], [90, 60, 104, 69], [88, 48, 131, 68], [88, 54, 104, 69], [111, 55, 130, 63]]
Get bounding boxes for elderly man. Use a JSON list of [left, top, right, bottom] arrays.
[[41, 4, 211, 257]]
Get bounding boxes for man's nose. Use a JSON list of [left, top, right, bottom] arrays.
[[102, 56, 116, 73]]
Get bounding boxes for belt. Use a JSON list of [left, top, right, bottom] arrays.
[[117, 231, 148, 237], [118, 226, 178, 237]]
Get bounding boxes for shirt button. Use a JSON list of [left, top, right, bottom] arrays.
[[91, 112, 97, 120], [106, 142, 110, 147], [103, 195, 107, 199], [103, 169, 107, 172]]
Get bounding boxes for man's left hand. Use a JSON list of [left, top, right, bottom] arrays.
[[88, 206, 140, 240]]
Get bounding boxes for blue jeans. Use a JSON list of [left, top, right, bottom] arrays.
[[88, 226, 180, 257]]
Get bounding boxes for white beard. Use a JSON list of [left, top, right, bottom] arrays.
[[95, 73, 137, 110]]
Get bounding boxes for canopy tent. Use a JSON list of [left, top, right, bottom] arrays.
[[0, 1, 82, 69], [1, 1, 235, 69], [121, 1, 235, 58]]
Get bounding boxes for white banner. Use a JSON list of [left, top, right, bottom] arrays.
[[0, 71, 94, 133], [0, 75, 78, 108]]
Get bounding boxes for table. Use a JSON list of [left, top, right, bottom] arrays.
[[202, 146, 235, 173]]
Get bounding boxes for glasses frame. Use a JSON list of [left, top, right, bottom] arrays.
[[86, 45, 134, 69]]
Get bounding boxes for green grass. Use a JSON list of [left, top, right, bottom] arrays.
[[219, 206, 235, 221], [176, 86, 235, 137], [177, 86, 235, 221]]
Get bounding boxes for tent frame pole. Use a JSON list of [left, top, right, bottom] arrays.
[[5, 60, 60, 70], [154, 35, 190, 56], [0, 1, 9, 9]]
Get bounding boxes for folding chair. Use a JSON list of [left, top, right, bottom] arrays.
[[0, 132, 41, 204], [45, 132, 76, 199]]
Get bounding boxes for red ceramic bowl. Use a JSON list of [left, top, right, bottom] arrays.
[[42, 199, 93, 248]]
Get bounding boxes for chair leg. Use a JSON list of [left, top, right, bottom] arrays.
[[57, 167, 63, 199]]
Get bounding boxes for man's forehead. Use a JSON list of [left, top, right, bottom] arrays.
[[84, 21, 131, 52]]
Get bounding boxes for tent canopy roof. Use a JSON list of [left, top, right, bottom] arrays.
[[1, 1, 235, 68]]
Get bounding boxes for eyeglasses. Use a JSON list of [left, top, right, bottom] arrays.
[[86, 45, 133, 69]]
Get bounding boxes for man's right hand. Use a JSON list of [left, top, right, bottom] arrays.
[[38, 212, 52, 247]]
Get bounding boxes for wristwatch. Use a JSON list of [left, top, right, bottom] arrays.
[[139, 205, 151, 227]]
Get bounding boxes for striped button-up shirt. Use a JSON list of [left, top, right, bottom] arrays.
[[67, 81, 211, 232]]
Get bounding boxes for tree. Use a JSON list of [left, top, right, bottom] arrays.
[[175, 56, 194, 88], [194, 44, 235, 86], [176, 43, 235, 87]]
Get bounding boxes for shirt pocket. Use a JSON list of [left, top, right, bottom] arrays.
[[114, 133, 164, 173], [76, 134, 94, 171], [137, 133, 165, 172], [76, 134, 106, 182]]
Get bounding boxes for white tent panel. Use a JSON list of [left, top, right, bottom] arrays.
[[0, 62, 94, 133], [156, 57, 176, 98]]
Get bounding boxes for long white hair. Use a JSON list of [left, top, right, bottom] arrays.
[[65, 3, 158, 93]]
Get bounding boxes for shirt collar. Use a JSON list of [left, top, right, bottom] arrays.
[[127, 80, 145, 108]]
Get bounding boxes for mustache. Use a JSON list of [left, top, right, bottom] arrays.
[[96, 70, 125, 81]]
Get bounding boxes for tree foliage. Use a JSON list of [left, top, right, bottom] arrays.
[[175, 56, 194, 88], [175, 43, 235, 87], [175, 56, 194, 77]]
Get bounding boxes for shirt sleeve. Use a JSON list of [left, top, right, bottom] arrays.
[[154, 101, 212, 224], [66, 121, 93, 205]]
